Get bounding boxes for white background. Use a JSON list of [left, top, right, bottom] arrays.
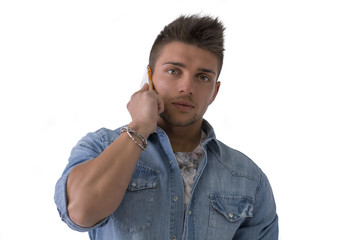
[[1, 0, 359, 239]]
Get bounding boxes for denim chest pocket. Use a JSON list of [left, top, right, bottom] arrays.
[[112, 164, 159, 233], [207, 193, 254, 238]]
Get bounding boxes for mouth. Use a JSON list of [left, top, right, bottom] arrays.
[[172, 100, 195, 111]]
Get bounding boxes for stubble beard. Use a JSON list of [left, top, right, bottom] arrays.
[[159, 98, 211, 128], [159, 110, 202, 127]]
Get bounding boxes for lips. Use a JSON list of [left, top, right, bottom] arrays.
[[172, 100, 195, 111]]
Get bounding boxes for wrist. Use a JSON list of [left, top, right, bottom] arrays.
[[121, 127, 148, 151], [127, 122, 153, 139]]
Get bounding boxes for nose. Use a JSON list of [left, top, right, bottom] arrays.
[[178, 74, 193, 95]]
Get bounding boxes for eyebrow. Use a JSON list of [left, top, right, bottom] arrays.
[[163, 62, 217, 76]]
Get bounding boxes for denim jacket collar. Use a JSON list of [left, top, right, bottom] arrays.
[[154, 119, 221, 159]]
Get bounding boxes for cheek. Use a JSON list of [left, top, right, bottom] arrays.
[[204, 87, 217, 101], [153, 75, 174, 96], [154, 80, 171, 97]]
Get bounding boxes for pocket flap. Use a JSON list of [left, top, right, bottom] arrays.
[[127, 164, 159, 191], [209, 193, 254, 222]]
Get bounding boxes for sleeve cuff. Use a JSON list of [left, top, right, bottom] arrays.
[[54, 167, 109, 232]]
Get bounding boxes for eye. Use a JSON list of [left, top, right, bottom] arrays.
[[167, 69, 179, 75], [198, 74, 211, 82]]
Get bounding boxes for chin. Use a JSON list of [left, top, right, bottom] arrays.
[[160, 113, 202, 128]]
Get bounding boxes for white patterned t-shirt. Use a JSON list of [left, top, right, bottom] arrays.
[[174, 131, 206, 209]]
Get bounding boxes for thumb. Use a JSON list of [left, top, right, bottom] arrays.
[[139, 82, 149, 92]]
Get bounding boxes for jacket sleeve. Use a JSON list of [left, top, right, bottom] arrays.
[[233, 172, 279, 239], [54, 130, 110, 232]]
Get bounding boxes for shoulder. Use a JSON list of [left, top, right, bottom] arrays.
[[93, 127, 122, 143], [213, 140, 265, 182], [78, 127, 122, 146], [68, 127, 123, 160]]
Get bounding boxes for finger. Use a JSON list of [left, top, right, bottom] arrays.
[[150, 85, 158, 94], [139, 83, 149, 92], [157, 95, 165, 114]]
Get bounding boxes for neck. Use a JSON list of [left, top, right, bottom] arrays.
[[158, 119, 203, 152]]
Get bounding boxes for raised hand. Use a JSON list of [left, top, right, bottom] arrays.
[[127, 83, 164, 138]]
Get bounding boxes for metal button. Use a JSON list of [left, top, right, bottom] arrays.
[[131, 182, 136, 187], [228, 213, 234, 218], [172, 236, 176, 240], [188, 210, 192, 215], [169, 160, 173, 164], [173, 196, 178, 201]]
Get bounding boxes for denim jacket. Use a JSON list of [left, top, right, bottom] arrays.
[[54, 120, 278, 239]]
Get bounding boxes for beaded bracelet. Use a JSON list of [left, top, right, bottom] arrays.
[[121, 127, 148, 150]]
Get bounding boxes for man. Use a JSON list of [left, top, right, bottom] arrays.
[[55, 14, 278, 239]]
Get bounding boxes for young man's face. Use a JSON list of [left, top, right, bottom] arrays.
[[152, 41, 221, 128]]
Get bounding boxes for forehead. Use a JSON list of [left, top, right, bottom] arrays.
[[156, 41, 219, 74]]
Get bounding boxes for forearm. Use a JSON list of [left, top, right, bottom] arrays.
[[66, 124, 149, 228], [66, 83, 163, 228]]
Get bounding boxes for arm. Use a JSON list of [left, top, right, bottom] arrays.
[[233, 173, 279, 240], [66, 83, 164, 228]]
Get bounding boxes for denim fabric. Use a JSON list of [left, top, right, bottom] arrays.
[[54, 120, 278, 239]]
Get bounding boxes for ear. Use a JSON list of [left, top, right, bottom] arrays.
[[210, 81, 221, 104]]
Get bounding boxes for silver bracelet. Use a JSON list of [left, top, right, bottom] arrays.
[[121, 127, 148, 150]]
